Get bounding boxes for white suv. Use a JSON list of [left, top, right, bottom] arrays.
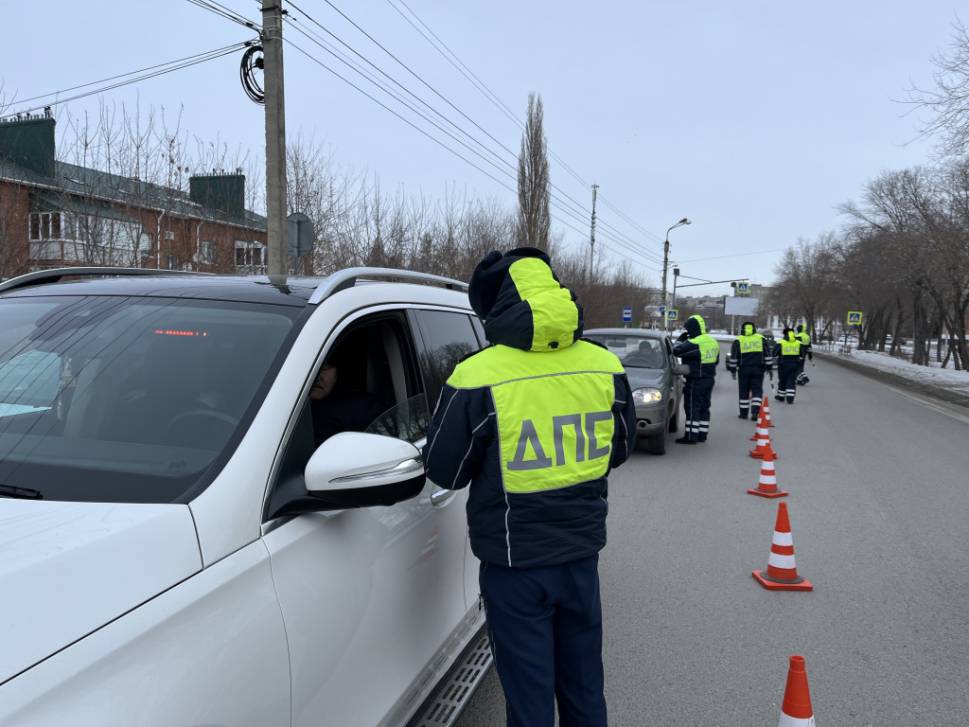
[[0, 267, 490, 727]]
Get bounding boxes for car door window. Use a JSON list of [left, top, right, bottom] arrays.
[[470, 315, 487, 347], [413, 310, 483, 409], [266, 310, 425, 520]]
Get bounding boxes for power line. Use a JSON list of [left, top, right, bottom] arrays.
[[284, 38, 519, 196], [284, 11, 513, 173], [383, 0, 522, 130], [309, 0, 665, 262], [285, 6, 663, 270], [184, 0, 260, 29], [6, 43, 252, 109], [285, 21, 517, 183], [283, 12, 661, 264], [285, 38, 658, 275], [0, 42, 252, 120], [382, 0, 667, 247], [676, 248, 787, 264], [305, 0, 521, 161]]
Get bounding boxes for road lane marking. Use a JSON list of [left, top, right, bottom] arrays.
[[887, 387, 969, 426]]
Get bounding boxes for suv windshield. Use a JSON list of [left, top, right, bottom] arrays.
[[587, 334, 666, 369], [0, 295, 301, 503]]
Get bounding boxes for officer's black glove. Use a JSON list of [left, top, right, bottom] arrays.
[[677, 331, 689, 342]]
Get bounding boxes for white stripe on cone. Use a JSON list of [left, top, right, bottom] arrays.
[[772, 531, 793, 547], [761, 475, 778, 485], [768, 552, 797, 569], [778, 712, 816, 726]]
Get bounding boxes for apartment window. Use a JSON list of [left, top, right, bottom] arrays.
[[199, 240, 216, 265], [29, 212, 64, 241], [164, 231, 175, 241], [234, 240, 266, 269]]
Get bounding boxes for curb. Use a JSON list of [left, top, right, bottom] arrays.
[[814, 351, 969, 411]]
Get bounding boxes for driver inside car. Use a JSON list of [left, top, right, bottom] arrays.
[[310, 354, 386, 445]]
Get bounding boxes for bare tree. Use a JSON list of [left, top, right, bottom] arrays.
[[908, 19, 969, 155], [516, 93, 551, 250]]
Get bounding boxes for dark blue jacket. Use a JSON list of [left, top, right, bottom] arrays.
[[422, 248, 637, 568]]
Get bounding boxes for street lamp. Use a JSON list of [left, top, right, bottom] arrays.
[[661, 218, 690, 330]]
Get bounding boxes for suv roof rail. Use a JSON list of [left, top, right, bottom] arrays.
[[308, 267, 468, 305], [0, 267, 209, 295]]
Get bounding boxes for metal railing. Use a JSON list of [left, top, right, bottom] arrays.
[[0, 266, 209, 294], [307, 267, 468, 305], [0, 265, 470, 305]]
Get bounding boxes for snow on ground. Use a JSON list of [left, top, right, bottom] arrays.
[[840, 349, 969, 395]]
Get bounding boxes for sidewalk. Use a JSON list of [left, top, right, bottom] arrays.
[[815, 347, 969, 409]]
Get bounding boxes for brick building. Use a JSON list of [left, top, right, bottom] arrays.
[[0, 113, 266, 280]]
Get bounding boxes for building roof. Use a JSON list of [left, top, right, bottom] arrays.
[[0, 157, 266, 232]]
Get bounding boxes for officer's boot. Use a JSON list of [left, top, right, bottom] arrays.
[[750, 405, 761, 420], [738, 408, 748, 419]]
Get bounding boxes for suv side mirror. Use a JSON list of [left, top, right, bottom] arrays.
[[673, 363, 691, 376], [304, 431, 425, 510]]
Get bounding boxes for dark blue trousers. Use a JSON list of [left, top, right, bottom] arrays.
[[480, 555, 607, 727], [683, 377, 715, 441]]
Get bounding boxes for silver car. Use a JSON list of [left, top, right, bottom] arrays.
[[585, 328, 687, 455]]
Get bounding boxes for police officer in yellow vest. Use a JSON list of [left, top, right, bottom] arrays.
[[775, 327, 802, 403], [726, 321, 767, 419], [673, 314, 719, 443], [423, 248, 637, 727], [795, 323, 813, 385]]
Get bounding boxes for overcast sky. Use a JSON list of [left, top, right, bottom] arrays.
[[1, 0, 963, 294]]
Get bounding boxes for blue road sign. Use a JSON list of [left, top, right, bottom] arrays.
[[622, 307, 632, 323]]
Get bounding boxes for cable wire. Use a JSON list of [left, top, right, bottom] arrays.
[[0, 42, 252, 120], [283, 14, 659, 264], [381, 0, 667, 249], [301, 0, 664, 262], [184, 0, 260, 29]]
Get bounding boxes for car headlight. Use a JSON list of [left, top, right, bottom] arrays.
[[632, 387, 663, 404]]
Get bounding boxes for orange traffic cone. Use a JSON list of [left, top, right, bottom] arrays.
[[763, 396, 776, 428], [777, 655, 817, 725], [753, 502, 812, 591], [749, 422, 778, 459], [747, 451, 788, 498]]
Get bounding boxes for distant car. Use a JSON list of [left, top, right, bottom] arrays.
[[585, 328, 687, 455]]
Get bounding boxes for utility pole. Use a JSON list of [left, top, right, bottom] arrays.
[[660, 240, 670, 328], [661, 217, 691, 330], [588, 183, 599, 279], [262, 0, 288, 282]]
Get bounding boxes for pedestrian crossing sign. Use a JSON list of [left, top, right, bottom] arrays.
[[667, 308, 679, 321], [847, 310, 863, 326]]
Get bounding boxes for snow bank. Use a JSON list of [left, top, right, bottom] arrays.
[[845, 350, 969, 396]]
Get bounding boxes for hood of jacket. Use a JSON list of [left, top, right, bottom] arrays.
[[796, 324, 805, 333], [741, 322, 757, 336], [684, 314, 707, 339], [469, 247, 582, 352], [783, 327, 796, 341]]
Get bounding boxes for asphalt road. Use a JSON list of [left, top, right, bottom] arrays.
[[455, 354, 969, 726]]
